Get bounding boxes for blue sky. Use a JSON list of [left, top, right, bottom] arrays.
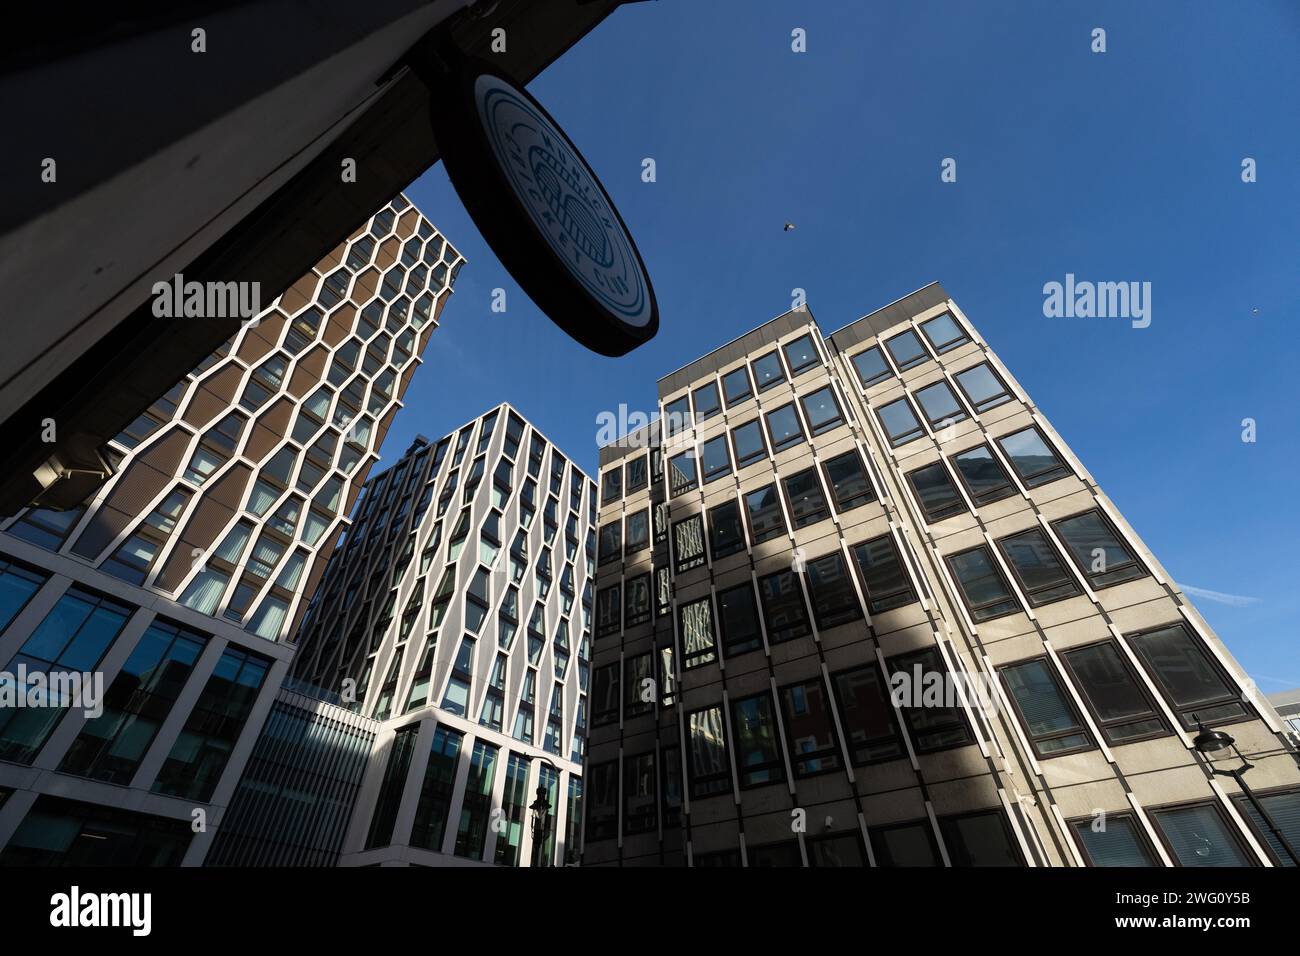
[[395, 0, 1300, 688]]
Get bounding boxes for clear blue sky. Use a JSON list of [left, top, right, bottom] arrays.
[[394, 1, 1299, 689]]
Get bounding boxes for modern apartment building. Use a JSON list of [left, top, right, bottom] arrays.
[[284, 404, 593, 866], [585, 282, 1300, 867], [0, 195, 463, 865]]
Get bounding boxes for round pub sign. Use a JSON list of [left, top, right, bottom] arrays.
[[434, 59, 658, 357]]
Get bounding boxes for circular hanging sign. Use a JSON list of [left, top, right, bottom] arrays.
[[432, 58, 658, 357]]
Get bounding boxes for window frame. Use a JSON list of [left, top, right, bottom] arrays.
[[995, 526, 1083, 607], [953, 362, 1013, 413], [998, 656, 1096, 759], [945, 544, 1022, 621], [1050, 508, 1147, 590], [1058, 639, 1172, 745], [918, 311, 970, 354]]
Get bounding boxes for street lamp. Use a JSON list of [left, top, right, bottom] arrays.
[[528, 756, 560, 868], [1192, 721, 1300, 867]]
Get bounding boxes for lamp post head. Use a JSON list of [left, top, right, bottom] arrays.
[[1193, 722, 1235, 754]]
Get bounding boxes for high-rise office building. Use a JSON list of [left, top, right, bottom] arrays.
[[282, 405, 594, 866], [0, 195, 463, 865], [585, 283, 1300, 867]]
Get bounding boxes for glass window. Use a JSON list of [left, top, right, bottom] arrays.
[[1071, 813, 1160, 866], [955, 363, 1012, 412], [625, 509, 650, 553], [783, 333, 820, 375], [1060, 641, 1170, 744], [1232, 790, 1300, 867], [821, 450, 875, 512], [764, 403, 804, 451], [624, 652, 654, 717], [623, 752, 657, 835], [832, 665, 904, 765], [9, 506, 85, 551], [851, 346, 891, 388], [0, 795, 192, 866], [871, 821, 940, 867], [919, 311, 969, 353], [496, 753, 531, 864], [914, 380, 968, 428], [672, 514, 706, 573], [940, 811, 1023, 866], [951, 444, 1017, 505], [668, 451, 698, 497], [731, 692, 785, 788], [782, 467, 829, 528], [1000, 658, 1093, 757], [800, 386, 843, 435], [946, 545, 1020, 620], [0, 588, 133, 764], [888, 648, 973, 753], [595, 585, 621, 638], [1128, 623, 1250, 729], [730, 419, 767, 467], [877, 397, 923, 446], [410, 725, 463, 851], [585, 760, 618, 843], [996, 426, 1070, 488], [778, 679, 842, 777], [751, 351, 785, 391], [721, 366, 753, 407], [693, 382, 722, 422], [601, 468, 622, 504], [597, 522, 621, 564], [662, 395, 692, 440], [884, 328, 929, 371], [997, 527, 1081, 606], [58, 620, 206, 784], [717, 582, 762, 656], [0, 558, 49, 631], [907, 461, 967, 522], [1151, 804, 1253, 867], [744, 484, 786, 544], [1051, 510, 1145, 589], [805, 552, 862, 629], [624, 573, 652, 628], [453, 740, 498, 860], [748, 841, 801, 866], [852, 535, 916, 613], [678, 597, 717, 668], [757, 569, 811, 644], [700, 435, 732, 482], [686, 706, 730, 797], [708, 499, 747, 559], [592, 664, 619, 725], [625, 455, 648, 492], [151, 646, 270, 802]]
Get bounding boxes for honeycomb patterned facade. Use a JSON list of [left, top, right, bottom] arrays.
[[2, 194, 463, 644]]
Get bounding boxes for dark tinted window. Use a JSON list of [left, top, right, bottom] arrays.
[[663, 396, 692, 440], [805, 552, 863, 628], [821, 449, 876, 512], [757, 569, 811, 644], [1071, 814, 1160, 867], [1000, 658, 1093, 757], [1051, 510, 1145, 588], [888, 648, 973, 753], [852, 535, 916, 613], [1061, 641, 1170, 744], [907, 461, 966, 522], [832, 665, 904, 765], [778, 679, 842, 777], [951, 445, 1016, 505], [700, 435, 731, 482], [731, 693, 785, 788], [782, 468, 830, 528], [744, 485, 786, 543], [872, 821, 940, 867], [1128, 624, 1250, 729], [717, 582, 762, 656], [947, 545, 1019, 620], [940, 811, 1023, 867], [708, 499, 747, 559]]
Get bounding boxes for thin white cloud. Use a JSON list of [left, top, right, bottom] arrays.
[[1177, 583, 1260, 607]]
